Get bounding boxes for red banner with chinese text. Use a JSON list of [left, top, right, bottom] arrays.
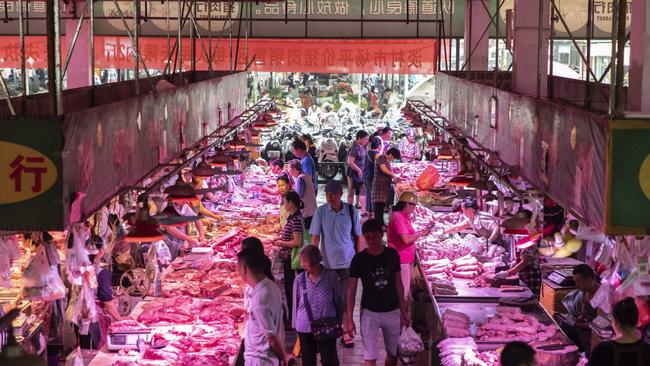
[[0, 36, 436, 74]]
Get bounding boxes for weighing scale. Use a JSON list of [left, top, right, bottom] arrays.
[[547, 269, 576, 287], [106, 328, 153, 351]]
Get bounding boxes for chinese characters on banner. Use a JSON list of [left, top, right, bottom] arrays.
[[219, 39, 437, 74], [0, 36, 436, 74], [0, 119, 62, 231]]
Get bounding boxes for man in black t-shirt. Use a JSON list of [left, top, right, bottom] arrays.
[[344, 219, 408, 366]]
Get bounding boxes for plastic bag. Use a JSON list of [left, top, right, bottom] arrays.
[[590, 282, 615, 314], [22, 244, 66, 301], [0, 235, 21, 287], [594, 238, 614, 267], [562, 289, 583, 318], [65, 347, 85, 366], [398, 326, 424, 365], [415, 166, 441, 190], [65, 224, 91, 286], [575, 223, 605, 243]]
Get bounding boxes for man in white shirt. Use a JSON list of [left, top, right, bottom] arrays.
[[237, 248, 289, 366]]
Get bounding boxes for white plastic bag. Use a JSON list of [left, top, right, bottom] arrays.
[[590, 282, 615, 314], [65, 347, 85, 366], [0, 235, 20, 287], [398, 326, 424, 365], [594, 238, 614, 266], [65, 224, 91, 286], [22, 244, 66, 301]]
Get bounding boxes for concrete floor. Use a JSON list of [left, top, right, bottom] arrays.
[[283, 181, 430, 366]]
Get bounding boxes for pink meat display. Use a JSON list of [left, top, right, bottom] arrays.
[[163, 259, 245, 299], [137, 296, 198, 325], [476, 306, 559, 343], [437, 337, 499, 366], [442, 309, 471, 338], [109, 319, 150, 333]]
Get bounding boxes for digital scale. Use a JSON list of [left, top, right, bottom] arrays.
[[547, 269, 576, 287], [106, 328, 153, 351]]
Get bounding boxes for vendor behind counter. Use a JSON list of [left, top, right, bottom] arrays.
[[556, 264, 599, 353]]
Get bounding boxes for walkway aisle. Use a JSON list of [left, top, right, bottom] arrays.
[[287, 284, 430, 366]]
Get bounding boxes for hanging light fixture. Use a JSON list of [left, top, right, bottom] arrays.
[[466, 178, 492, 191], [154, 204, 199, 227], [125, 205, 164, 243], [191, 161, 217, 177], [210, 153, 232, 168], [448, 175, 473, 187], [228, 137, 246, 150], [163, 176, 198, 203], [501, 209, 533, 235], [214, 166, 243, 176]]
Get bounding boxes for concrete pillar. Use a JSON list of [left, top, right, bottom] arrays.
[[65, 1, 92, 88], [628, 0, 650, 112], [463, 0, 490, 71], [512, 0, 550, 97]]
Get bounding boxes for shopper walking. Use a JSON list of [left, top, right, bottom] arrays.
[[364, 137, 383, 218], [238, 248, 290, 366], [293, 245, 343, 366], [274, 191, 306, 328], [346, 130, 370, 209], [310, 181, 362, 347], [288, 160, 317, 230], [372, 147, 401, 227], [344, 219, 408, 366], [588, 298, 650, 366], [301, 134, 319, 172], [387, 192, 431, 301], [291, 140, 318, 194]]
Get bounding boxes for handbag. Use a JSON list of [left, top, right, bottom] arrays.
[[291, 222, 310, 270], [301, 274, 343, 341], [348, 203, 358, 253]]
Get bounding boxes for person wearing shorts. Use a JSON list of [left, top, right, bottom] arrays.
[[344, 219, 408, 366]]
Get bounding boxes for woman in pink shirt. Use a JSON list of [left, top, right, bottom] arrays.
[[387, 191, 431, 301]]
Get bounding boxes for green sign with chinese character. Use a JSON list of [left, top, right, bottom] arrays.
[[0, 118, 63, 231], [606, 120, 650, 235]]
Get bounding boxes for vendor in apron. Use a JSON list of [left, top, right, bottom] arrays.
[[444, 198, 501, 244], [79, 236, 124, 350], [160, 200, 204, 254]]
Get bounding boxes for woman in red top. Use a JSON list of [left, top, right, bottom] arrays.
[[386, 191, 431, 301]]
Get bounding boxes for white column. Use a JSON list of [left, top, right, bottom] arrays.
[[463, 0, 491, 71], [628, 0, 650, 112], [512, 0, 550, 97]]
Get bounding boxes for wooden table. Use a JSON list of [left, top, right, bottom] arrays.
[[540, 279, 576, 314]]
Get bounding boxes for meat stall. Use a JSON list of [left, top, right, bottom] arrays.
[[87, 167, 282, 366]]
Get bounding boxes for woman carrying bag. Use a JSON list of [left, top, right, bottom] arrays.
[[293, 245, 343, 366], [274, 191, 306, 327]]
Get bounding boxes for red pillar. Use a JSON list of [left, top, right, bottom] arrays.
[[65, 1, 92, 89]]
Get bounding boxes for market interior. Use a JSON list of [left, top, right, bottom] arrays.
[[1, 1, 650, 365]]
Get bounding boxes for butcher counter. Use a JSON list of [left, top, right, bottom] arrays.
[[415, 254, 534, 302], [87, 295, 245, 366]]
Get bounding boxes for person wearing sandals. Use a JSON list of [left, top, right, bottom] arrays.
[[310, 181, 362, 348], [346, 130, 370, 210], [293, 245, 343, 366]]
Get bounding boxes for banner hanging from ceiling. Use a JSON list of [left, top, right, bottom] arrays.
[[0, 36, 437, 74]]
